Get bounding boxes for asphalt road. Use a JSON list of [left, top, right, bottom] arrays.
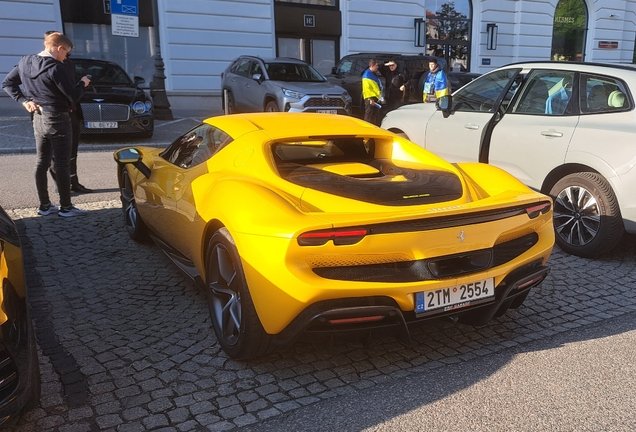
[[1, 104, 636, 431]]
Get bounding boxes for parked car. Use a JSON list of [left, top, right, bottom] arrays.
[[382, 61, 636, 258], [0, 204, 41, 425], [73, 58, 154, 138], [220, 56, 352, 115], [327, 52, 480, 116], [113, 112, 554, 359]]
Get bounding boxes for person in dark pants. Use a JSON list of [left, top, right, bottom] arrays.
[[2, 32, 91, 217], [362, 58, 382, 125], [44, 31, 92, 193]]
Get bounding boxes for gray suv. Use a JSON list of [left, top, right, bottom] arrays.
[[221, 56, 352, 115]]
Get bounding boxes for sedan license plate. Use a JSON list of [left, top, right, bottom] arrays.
[[415, 278, 494, 314], [317, 110, 338, 114], [86, 121, 118, 129]]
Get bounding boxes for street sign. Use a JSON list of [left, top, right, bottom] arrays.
[[112, 14, 139, 37], [111, 0, 138, 16], [111, 0, 139, 37]]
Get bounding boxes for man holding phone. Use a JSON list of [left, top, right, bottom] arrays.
[[2, 32, 91, 216]]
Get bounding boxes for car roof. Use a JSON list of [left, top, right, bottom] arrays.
[[71, 58, 121, 67], [205, 112, 388, 141], [236, 55, 309, 65], [498, 60, 636, 73]]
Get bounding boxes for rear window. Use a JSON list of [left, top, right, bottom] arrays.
[[273, 138, 462, 206]]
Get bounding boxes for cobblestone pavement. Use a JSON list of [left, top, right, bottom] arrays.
[[6, 200, 636, 431]]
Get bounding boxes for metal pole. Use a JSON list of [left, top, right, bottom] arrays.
[[149, 0, 173, 120]]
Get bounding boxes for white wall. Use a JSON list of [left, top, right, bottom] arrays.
[[159, 0, 276, 94], [340, 0, 636, 74], [342, 0, 429, 55], [0, 0, 62, 78]]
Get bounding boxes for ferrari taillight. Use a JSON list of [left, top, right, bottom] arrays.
[[525, 201, 551, 219], [297, 228, 368, 246]]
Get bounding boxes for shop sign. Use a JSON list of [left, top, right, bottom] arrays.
[[304, 14, 315, 27], [598, 41, 619, 49]]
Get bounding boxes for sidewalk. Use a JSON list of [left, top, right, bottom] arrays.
[[0, 95, 224, 155]]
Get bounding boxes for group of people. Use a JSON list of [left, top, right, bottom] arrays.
[[2, 31, 93, 217], [361, 57, 450, 126]]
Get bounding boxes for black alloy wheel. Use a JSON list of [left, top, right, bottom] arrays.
[[120, 169, 148, 242], [549, 172, 624, 257], [206, 228, 271, 359]]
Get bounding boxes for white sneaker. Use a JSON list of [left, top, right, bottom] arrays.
[[38, 203, 59, 216], [58, 205, 88, 217]]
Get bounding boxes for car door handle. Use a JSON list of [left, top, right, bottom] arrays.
[[464, 124, 480, 130], [541, 130, 563, 138]]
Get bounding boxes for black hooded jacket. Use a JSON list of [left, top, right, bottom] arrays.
[[2, 52, 85, 112]]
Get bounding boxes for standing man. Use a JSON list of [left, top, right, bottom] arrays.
[[44, 31, 92, 194], [382, 59, 405, 113], [362, 58, 383, 125], [422, 58, 450, 104], [2, 32, 91, 217]]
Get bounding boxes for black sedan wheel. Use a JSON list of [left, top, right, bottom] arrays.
[[120, 169, 148, 242], [549, 172, 624, 257], [206, 228, 271, 359]]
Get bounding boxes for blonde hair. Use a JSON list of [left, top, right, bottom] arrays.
[[44, 32, 73, 51]]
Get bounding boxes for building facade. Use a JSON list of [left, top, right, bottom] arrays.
[[1, 0, 635, 98]]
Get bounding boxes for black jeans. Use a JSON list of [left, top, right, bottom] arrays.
[[363, 98, 379, 125], [50, 109, 81, 186], [34, 111, 72, 208]]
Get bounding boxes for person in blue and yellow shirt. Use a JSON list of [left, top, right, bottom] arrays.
[[362, 59, 383, 125], [423, 58, 449, 103]]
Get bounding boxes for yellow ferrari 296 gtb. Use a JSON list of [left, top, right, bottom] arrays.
[[114, 112, 554, 359]]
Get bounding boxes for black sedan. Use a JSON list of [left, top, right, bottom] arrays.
[[73, 58, 154, 138], [0, 205, 40, 425]]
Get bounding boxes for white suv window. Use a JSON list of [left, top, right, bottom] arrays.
[[580, 73, 630, 114], [452, 69, 519, 113], [512, 70, 576, 116]]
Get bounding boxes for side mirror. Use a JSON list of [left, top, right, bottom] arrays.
[[113, 148, 151, 178], [436, 95, 452, 118], [134, 76, 145, 85], [331, 66, 338, 75], [251, 73, 263, 82]]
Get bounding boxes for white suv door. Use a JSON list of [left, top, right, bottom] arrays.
[[488, 70, 578, 190], [424, 69, 520, 163]]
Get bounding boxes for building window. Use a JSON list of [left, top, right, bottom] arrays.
[[425, 0, 472, 72], [275, 0, 337, 6], [551, 0, 588, 62]]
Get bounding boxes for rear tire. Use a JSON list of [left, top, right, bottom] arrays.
[[120, 169, 149, 242], [549, 172, 624, 257], [206, 228, 272, 359]]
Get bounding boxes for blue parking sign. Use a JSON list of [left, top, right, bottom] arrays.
[[111, 0, 138, 16]]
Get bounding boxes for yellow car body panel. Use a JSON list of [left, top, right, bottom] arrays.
[[115, 112, 555, 354]]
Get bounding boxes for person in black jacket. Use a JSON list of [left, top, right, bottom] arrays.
[[44, 31, 92, 193], [2, 32, 91, 217], [381, 59, 406, 114]]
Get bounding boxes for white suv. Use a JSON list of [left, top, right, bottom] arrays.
[[382, 61, 636, 258], [221, 56, 351, 115]]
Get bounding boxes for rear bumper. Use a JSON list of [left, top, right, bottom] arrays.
[[272, 260, 549, 346]]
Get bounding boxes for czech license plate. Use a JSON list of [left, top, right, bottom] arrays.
[[415, 278, 495, 314], [86, 121, 118, 129], [317, 110, 338, 114]]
